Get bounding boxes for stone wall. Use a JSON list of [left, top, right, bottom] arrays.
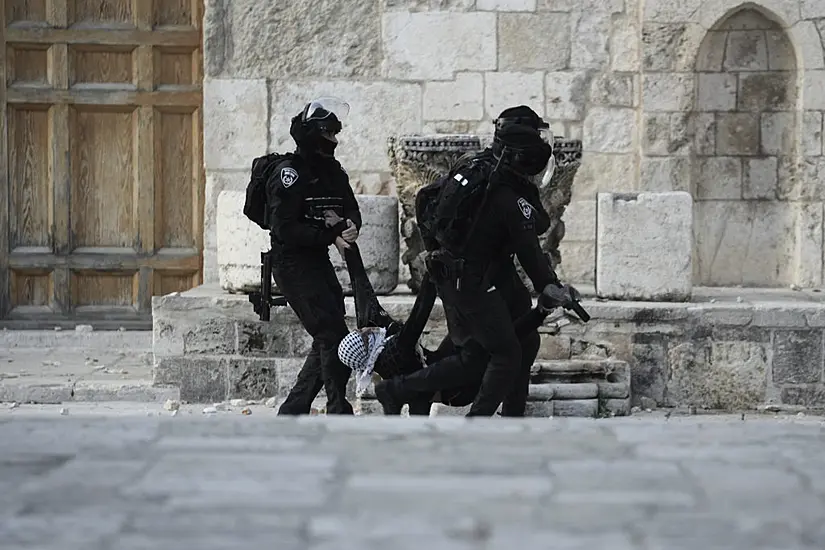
[[202, 0, 825, 289]]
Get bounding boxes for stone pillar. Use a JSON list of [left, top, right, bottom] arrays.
[[388, 134, 583, 293]]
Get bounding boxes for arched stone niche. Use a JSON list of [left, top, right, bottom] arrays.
[[690, 7, 800, 287]]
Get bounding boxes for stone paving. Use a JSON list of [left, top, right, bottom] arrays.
[[0, 404, 824, 549]]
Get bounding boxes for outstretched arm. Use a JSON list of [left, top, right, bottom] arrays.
[[396, 272, 438, 349]]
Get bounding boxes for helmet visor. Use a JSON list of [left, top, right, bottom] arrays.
[[303, 96, 350, 124]]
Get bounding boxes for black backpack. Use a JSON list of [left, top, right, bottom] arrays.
[[243, 152, 292, 230], [415, 160, 490, 254]]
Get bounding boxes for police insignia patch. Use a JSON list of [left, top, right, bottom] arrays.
[[517, 197, 533, 219], [280, 167, 299, 188]]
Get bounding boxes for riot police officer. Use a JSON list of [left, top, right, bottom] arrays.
[[268, 97, 360, 415], [375, 106, 580, 417]]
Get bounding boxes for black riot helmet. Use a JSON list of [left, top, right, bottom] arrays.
[[289, 97, 350, 157], [492, 106, 554, 178]]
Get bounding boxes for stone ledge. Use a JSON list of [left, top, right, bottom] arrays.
[[153, 285, 825, 410]]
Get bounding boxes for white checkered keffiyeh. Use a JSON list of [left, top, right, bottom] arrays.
[[338, 327, 389, 396]]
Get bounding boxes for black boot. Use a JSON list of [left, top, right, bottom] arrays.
[[374, 380, 404, 415]]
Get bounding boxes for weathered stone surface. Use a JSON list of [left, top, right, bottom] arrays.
[[738, 73, 795, 112], [154, 357, 227, 403], [484, 72, 545, 119], [583, 108, 636, 153], [570, 12, 611, 69], [742, 157, 777, 199], [693, 201, 796, 286], [382, 11, 496, 80], [217, 191, 399, 294], [772, 330, 824, 385], [572, 153, 637, 199], [692, 113, 716, 155], [643, 0, 702, 22], [642, 23, 704, 71], [227, 358, 280, 401], [596, 192, 692, 301], [802, 112, 823, 156], [716, 113, 759, 156], [206, 0, 380, 79], [694, 157, 741, 200], [795, 203, 824, 288], [423, 73, 484, 121], [204, 171, 248, 284], [553, 399, 598, 417], [632, 338, 668, 405], [760, 112, 795, 155], [523, 402, 554, 417], [642, 73, 694, 112], [724, 30, 769, 71], [562, 200, 596, 242], [641, 157, 690, 192], [589, 74, 635, 107], [667, 340, 768, 410], [603, 397, 631, 416], [269, 80, 422, 173], [610, 16, 641, 72], [780, 385, 825, 407], [643, 112, 692, 157], [697, 73, 737, 111], [499, 14, 571, 71], [557, 241, 595, 284], [803, 70, 825, 110], [545, 71, 588, 121], [203, 79, 268, 170]]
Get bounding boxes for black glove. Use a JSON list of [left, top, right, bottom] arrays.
[[540, 283, 579, 310]]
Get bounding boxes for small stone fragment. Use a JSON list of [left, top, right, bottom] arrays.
[[797, 411, 806, 417], [264, 396, 278, 408], [639, 396, 657, 410], [119, 327, 126, 331], [790, 284, 801, 291], [202, 406, 217, 414], [631, 406, 641, 413], [42, 360, 61, 367], [214, 402, 229, 411], [241, 407, 252, 415], [689, 405, 697, 415], [75, 324, 93, 333], [54, 327, 62, 331], [9, 402, 19, 409], [710, 298, 717, 303], [93, 365, 107, 371], [163, 399, 181, 411], [171, 409, 179, 417], [736, 296, 744, 303], [230, 399, 248, 407], [60, 408, 69, 416]]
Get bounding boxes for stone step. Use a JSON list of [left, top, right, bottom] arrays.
[[0, 378, 179, 405], [357, 358, 632, 419]]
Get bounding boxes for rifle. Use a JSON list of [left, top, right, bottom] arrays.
[[248, 250, 287, 321]]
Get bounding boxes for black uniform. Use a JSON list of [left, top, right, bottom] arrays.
[[380, 154, 560, 417], [269, 151, 361, 415]]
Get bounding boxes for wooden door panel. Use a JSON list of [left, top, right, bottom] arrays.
[[1, 0, 204, 327]]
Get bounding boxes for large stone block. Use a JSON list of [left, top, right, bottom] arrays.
[[545, 71, 588, 121], [382, 11, 497, 80], [596, 192, 692, 301], [667, 339, 769, 411], [423, 73, 484, 121], [643, 0, 702, 22], [269, 80, 422, 173], [640, 157, 690, 193], [642, 73, 694, 112], [203, 79, 268, 170], [772, 330, 824, 385], [205, 0, 381, 79], [216, 191, 399, 294], [204, 170, 248, 284], [499, 13, 570, 71], [611, 16, 641, 71], [694, 156, 742, 200], [582, 108, 636, 153], [795, 203, 824, 287], [572, 153, 637, 199], [642, 112, 692, 157], [484, 72, 545, 119]]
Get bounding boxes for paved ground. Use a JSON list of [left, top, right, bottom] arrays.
[[0, 404, 823, 549]]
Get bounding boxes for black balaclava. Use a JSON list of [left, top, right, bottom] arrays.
[[289, 104, 342, 158]]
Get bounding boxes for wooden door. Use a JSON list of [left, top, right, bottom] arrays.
[[0, 0, 204, 328]]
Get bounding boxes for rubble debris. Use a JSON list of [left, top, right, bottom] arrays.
[[202, 406, 217, 414], [264, 397, 278, 408], [60, 408, 69, 416], [171, 409, 179, 417], [9, 402, 19, 409], [163, 399, 181, 411], [75, 324, 93, 333], [241, 407, 252, 415], [230, 399, 248, 407]]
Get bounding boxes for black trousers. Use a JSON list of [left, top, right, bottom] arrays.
[[388, 265, 540, 417], [273, 254, 353, 415]]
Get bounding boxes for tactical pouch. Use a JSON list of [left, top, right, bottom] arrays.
[[304, 197, 344, 222], [425, 250, 465, 290]]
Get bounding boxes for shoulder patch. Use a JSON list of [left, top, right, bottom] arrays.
[[280, 167, 299, 188], [517, 197, 533, 219]]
